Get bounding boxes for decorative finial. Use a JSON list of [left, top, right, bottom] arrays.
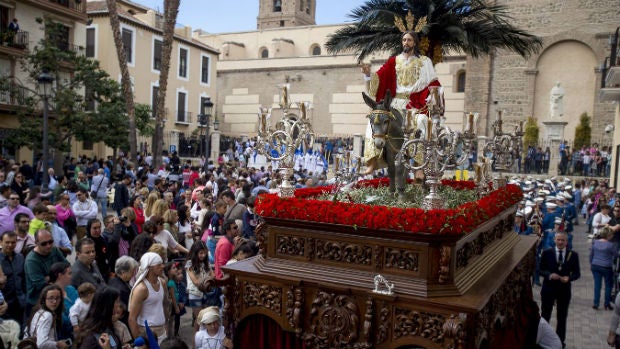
[[394, 10, 427, 33]]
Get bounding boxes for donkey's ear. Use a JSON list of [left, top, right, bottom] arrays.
[[383, 89, 393, 108], [362, 92, 377, 109]]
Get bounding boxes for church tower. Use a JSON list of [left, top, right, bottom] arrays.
[[257, 0, 316, 30]]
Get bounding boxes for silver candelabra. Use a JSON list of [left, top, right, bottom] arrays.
[[256, 85, 315, 197], [482, 110, 524, 189]]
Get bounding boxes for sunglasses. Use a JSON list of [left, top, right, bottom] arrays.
[[39, 239, 54, 247]]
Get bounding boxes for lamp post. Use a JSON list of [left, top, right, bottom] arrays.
[[198, 97, 214, 170], [37, 72, 54, 194]]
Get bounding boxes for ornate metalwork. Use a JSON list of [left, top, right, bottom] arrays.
[[393, 308, 446, 342], [332, 150, 362, 191], [482, 110, 524, 189], [395, 90, 477, 209], [372, 275, 395, 296], [286, 287, 304, 338], [315, 240, 373, 265], [243, 282, 282, 314], [384, 247, 419, 271], [276, 235, 305, 257], [256, 84, 315, 197], [303, 291, 360, 349], [438, 245, 452, 284]]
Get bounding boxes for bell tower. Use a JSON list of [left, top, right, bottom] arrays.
[[257, 0, 316, 30]]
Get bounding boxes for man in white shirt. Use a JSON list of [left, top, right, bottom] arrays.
[[72, 189, 98, 240]]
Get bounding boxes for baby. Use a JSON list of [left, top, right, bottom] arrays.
[[69, 282, 96, 333]]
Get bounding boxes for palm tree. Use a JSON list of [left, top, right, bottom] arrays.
[[151, 0, 180, 170], [326, 0, 542, 63], [106, 0, 137, 163]]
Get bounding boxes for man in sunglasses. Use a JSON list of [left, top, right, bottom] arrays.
[[24, 228, 67, 318]]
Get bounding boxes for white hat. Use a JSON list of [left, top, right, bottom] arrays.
[[545, 179, 552, 184], [565, 185, 573, 190], [554, 217, 562, 224], [551, 176, 557, 181], [516, 211, 525, 217], [546, 202, 558, 209], [534, 197, 544, 204], [540, 190, 550, 195], [524, 206, 533, 216], [525, 181, 532, 186], [546, 196, 556, 201], [562, 192, 573, 200], [564, 177, 571, 183], [200, 306, 221, 325], [525, 200, 535, 207]]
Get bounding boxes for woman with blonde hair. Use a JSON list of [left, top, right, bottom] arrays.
[[151, 199, 169, 221], [144, 191, 160, 220], [163, 209, 179, 237]]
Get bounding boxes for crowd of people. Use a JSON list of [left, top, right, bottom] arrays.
[[0, 149, 328, 348], [510, 175, 620, 348], [518, 143, 612, 177]]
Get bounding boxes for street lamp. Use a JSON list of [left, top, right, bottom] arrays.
[[198, 97, 214, 169], [37, 72, 54, 194]]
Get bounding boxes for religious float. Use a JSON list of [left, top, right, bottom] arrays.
[[220, 85, 538, 349]]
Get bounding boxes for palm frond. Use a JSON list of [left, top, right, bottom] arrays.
[[327, 0, 542, 62]]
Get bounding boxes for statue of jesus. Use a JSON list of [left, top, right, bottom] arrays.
[[550, 81, 564, 118]]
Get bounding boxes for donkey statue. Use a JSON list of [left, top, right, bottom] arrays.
[[362, 90, 407, 200]]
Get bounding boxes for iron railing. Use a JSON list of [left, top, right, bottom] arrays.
[[47, 0, 86, 12], [0, 30, 29, 50], [601, 26, 619, 88], [175, 110, 193, 124]]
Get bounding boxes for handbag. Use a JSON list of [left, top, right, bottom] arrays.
[[90, 176, 105, 199]]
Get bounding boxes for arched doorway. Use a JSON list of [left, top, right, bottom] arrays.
[[234, 314, 303, 349]]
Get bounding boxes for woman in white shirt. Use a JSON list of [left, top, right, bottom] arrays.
[[29, 284, 70, 349], [150, 215, 188, 261], [592, 204, 612, 238]]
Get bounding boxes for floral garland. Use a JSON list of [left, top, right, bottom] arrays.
[[256, 179, 522, 235]]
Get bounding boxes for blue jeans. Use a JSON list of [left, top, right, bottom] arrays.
[[207, 238, 216, 264], [96, 197, 108, 218], [592, 264, 614, 307]]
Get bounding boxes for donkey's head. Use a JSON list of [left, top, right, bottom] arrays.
[[363, 90, 396, 150]]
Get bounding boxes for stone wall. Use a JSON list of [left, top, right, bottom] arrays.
[[465, 0, 620, 141]]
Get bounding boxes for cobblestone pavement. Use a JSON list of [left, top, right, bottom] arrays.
[[534, 221, 614, 349], [174, 220, 614, 348]]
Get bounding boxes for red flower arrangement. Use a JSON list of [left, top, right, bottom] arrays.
[[256, 179, 522, 235]]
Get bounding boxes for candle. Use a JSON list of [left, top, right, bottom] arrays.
[[346, 152, 350, 166], [280, 84, 289, 107], [468, 113, 474, 133], [427, 117, 433, 141], [518, 121, 524, 133], [335, 156, 340, 172], [300, 102, 307, 119]]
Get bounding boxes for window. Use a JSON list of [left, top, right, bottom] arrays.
[[151, 85, 159, 118], [456, 71, 466, 93], [201, 55, 210, 84], [273, 0, 281, 12], [177, 91, 187, 123], [153, 39, 162, 71], [86, 27, 96, 57], [121, 28, 133, 64], [47, 24, 70, 52], [280, 20, 284, 27], [260, 48, 269, 58], [179, 47, 188, 78], [84, 86, 95, 111], [311, 44, 321, 56]]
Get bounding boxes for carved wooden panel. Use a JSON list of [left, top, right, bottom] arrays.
[[243, 281, 282, 314], [303, 291, 360, 349], [384, 247, 419, 271], [376, 301, 391, 344], [256, 222, 268, 257], [393, 308, 446, 343], [456, 223, 511, 270], [276, 234, 305, 257], [315, 239, 373, 265], [286, 287, 304, 338], [438, 246, 452, 283]]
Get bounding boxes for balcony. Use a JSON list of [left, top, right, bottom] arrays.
[[175, 110, 193, 125], [0, 81, 32, 107], [0, 30, 29, 50], [22, 0, 87, 22], [48, 0, 85, 12], [600, 27, 620, 101]]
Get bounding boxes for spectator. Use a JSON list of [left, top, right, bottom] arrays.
[[49, 261, 77, 342], [27, 284, 69, 349], [0, 231, 26, 324], [68, 282, 96, 334], [131, 195, 145, 234], [590, 227, 616, 310], [55, 192, 76, 240], [113, 175, 132, 216], [128, 252, 166, 339], [195, 306, 232, 349], [70, 237, 105, 290], [28, 203, 49, 235], [214, 219, 240, 280], [25, 229, 67, 317], [72, 189, 97, 240], [0, 191, 34, 234], [45, 205, 73, 256], [14, 213, 35, 256], [91, 169, 109, 218], [77, 287, 122, 349], [11, 172, 29, 205], [242, 196, 258, 240], [108, 256, 139, 317]]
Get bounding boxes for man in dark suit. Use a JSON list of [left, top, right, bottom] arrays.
[[539, 229, 580, 348]]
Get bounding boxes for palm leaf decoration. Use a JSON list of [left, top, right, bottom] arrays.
[[326, 0, 543, 64]]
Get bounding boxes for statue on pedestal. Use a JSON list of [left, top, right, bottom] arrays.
[[550, 81, 564, 118]]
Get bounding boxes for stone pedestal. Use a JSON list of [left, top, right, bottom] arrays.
[[542, 121, 568, 176], [210, 130, 221, 161], [353, 133, 363, 158]]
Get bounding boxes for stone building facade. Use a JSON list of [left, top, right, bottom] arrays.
[[465, 0, 620, 147]]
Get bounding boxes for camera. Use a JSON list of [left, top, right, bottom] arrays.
[[119, 216, 128, 222]]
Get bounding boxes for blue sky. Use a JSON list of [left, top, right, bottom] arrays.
[[132, 0, 365, 33]]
